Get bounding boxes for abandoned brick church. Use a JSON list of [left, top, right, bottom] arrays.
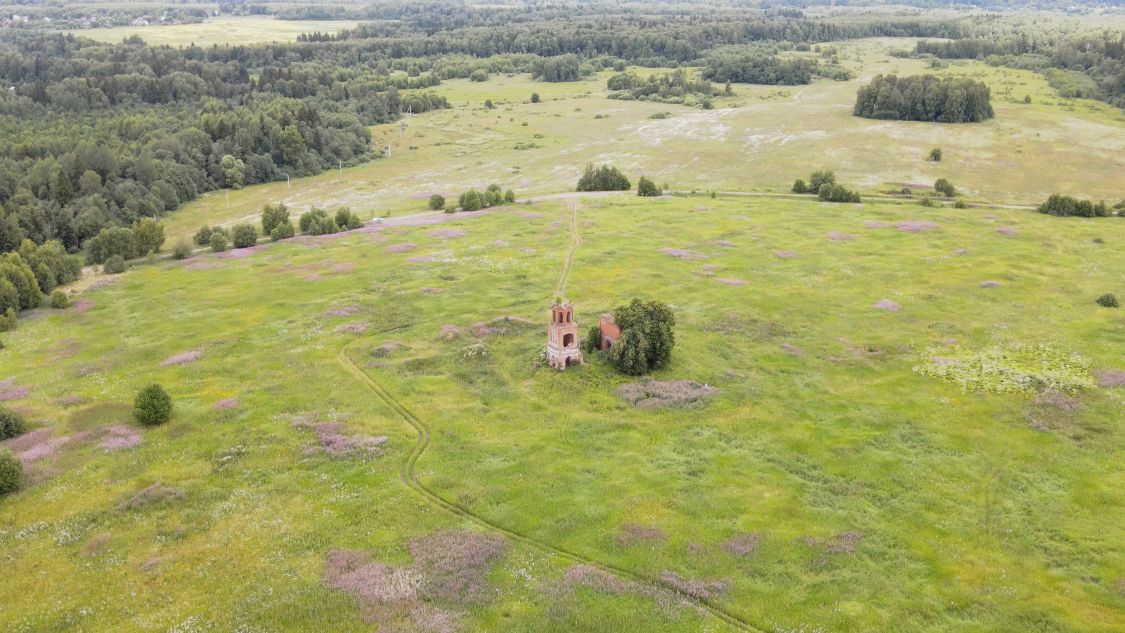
[[546, 302, 620, 370]]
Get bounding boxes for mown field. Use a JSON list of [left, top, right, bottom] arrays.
[[2, 191, 1123, 631], [73, 16, 360, 46], [162, 37, 1125, 246]]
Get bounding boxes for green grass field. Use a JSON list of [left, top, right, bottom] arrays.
[[162, 38, 1125, 246], [2, 192, 1123, 631], [73, 16, 360, 46], [3, 31, 1125, 633]]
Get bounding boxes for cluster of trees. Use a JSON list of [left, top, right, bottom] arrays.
[[792, 171, 861, 203], [532, 55, 590, 82], [1, 239, 84, 322], [1038, 194, 1115, 218], [456, 185, 516, 212], [298, 207, 363, 235], [701, 47, 819, 85], [854, 75, 994, 123], [585, 299, 676, 376], [577, 164, 631, 192], [607, 69, 720, 108], [914, 29, 1125, 109], [84, 219, 165, 264]]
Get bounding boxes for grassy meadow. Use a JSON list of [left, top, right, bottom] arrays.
[[2, 26, 1125, 633], [2, 192, 1123, 631], [73, 16, 360, 46], [162, 38, 1125, 245]]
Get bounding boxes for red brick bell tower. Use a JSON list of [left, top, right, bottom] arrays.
[[546, 302, 583, 370]]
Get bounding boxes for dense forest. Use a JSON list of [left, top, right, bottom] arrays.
[[0, 32, 451, 257], [854, 75, 994, 123]]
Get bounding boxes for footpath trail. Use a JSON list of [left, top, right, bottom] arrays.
[[335, 199, 766, 633]]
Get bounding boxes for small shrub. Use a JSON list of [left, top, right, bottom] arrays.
[[0, 450, 20, 495], [103, 255, 127, 274], [193, 225, 213, 246], [172, 240, 192, 260], [231, 224, 258, 248], [934, 178, 956, 197], [918, 196, 936, 208], [530, 92, 540, 103], [134, 384, 172, 427], [791, 179, 808, 194], [209, 232, 228, 252], [484, 99, 494, 109], [637, 176, 662, 197], [818, 183, 861, 203], [953, 198, 969, 209], [504, 189, 516, 203], [928, 148, 943, 162], [1096, 293, 1119, 308], [809, 170, 836, 191], [428, 194, 445, 211], [470, 69, 488, 82], [0, 406, 26, 440], [49, 289, 68, 309], [269, 221, 295, 242]]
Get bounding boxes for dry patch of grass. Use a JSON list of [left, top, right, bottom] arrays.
[[618, 379, 718, 409]]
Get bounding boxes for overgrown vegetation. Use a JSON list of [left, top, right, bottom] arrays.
[[1038, 194, 1113, 218], [607, 69, 718, 108], [607, 299, 676, 375], [455, 185, 515, 212]]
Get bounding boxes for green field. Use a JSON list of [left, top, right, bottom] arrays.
[[162, 38, 1125, 246], [2, 191, 1123, 631], [3, 25, 1125, 633], [73, 16, 360, 46]]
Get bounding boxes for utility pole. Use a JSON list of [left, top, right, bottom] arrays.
[[284, 173, 290, 192]]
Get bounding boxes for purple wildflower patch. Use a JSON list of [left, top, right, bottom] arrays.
[[659, 248, 708, 260], [409, 530, 507, 603], [385, 243, 416, 253], [99, 425, 143, 452], [873, 299, 900, 312], [161, 350, 202, 366], [895, 220, 939, 233], [1095, 369, 1125, 388]]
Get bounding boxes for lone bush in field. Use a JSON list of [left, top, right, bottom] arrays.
[[0, 450, 20, 495], [231, 224, 258, 248], [194, 225, 213, 246], [637, 176, 662, 197], [934, 178, 956, 197], [428, 194, 446, 210], [608, 299, 676, 375], [134, 384, 172, 427], [0, 406, 27, 440], [531, 92, 540, 103], [1097, 293, 1119, 308], [928, 148, 943, 162], [103, 255, 127, 274], [49, 289, 68, 309], [791, 179, 809, 194], [172, 240, 192, 259], [209, 232, 228, 252]]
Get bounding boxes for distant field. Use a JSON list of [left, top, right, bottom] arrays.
[[73, 16, 360, 46], [2, 193, 1122, 631], [163, 38, 1125, 245]]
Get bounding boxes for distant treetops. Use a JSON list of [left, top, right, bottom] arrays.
[[854, 74, 994, 123]]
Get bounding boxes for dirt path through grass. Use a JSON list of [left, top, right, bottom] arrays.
[[335, 197, 765, 632]]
